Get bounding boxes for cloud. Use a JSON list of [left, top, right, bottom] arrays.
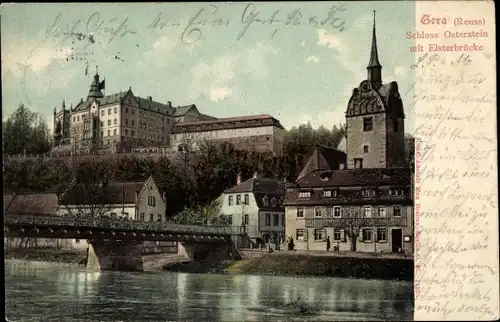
[[306, 55, 320, 63], [2, 42, 73, 77], [188, 55, 238, 102], [243, 42, 279, 78]]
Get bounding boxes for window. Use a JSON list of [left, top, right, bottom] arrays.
[[244, 194, 249, 205], [227, 215, 233, 225], [125, 129, 128, 136], [101, 110, 104, 116], [362, 228, 372, 242], [243, 214, 249, 225], [363, 206, 372, 218], [126, 107, 129, 113], [390, 189, 404, 196], [265, 213, 271, 226], [132, 120, 135, 126], [393, 206, 402, 217], [236, 195, 241, 205], [271, 197, 277, 207], [75, 239, 80, 244], [113, 129, 116, 136], [114, 108, 117, 114], [363, 145, 369, 153], [100, 131, 103, 137], [314, 207, 323, 218], [296, 229, 307, 241], [263, 196, 268, 206], [107, 130, 110, 136], [114, 118, 117, 125], [298, 191, 311, 198], [140, 213, 145, 221], [297, 207, 304, 218], [108, 120, 111, 126], [363, 117, 373, 131], [228, 195, 234, 205], [393, 119, 399, 132], [333, 206, 342, 218], [157, 214, 162, 222], [362, 190, 375, 197], [354, 158, 363, 169], [273, 214, 279, 226], [131, 130, 135, 137], [108, 109, 111, 115], [378, 207, 386, 217], [279, 197, 284, 206], [148, 196, 156, 206], [314, 229, 326, 241], [132, 109, 135, 115], [125, 119, 128, 125], [333, 229, 342, 241], [377, 228, 387, 242], [323, 190, 331, 197]]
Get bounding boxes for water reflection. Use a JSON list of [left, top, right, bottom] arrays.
[[5, 260, 413, 321]]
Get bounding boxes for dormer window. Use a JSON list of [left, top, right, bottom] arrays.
[[271, 197, 277, 207], [323, 190, 332, 197], [362, 190, 376, 197], [279, 197, 284, 206], [263, 196, 269, 207], [389, 189, 404, 196], [298, 191, 311, 199]]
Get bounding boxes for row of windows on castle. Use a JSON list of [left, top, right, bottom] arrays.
[[297, 188, 407, 199], [295, 205, 403, 218], [296, 227, 388, 243], [72, 106, 171, 123], [227, 194, 284, 207], [74, 118, 167, 135]]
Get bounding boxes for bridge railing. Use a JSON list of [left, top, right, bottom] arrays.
[[4, 214, 245, 235]]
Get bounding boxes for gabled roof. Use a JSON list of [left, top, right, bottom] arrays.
[[59, 180, 148, 205], [173, 104, 198, 117], [292, 167, 411, 188], [297, 144, 347, 180], [136, 96, 174, 115], [4, 193, 58, 215], [224, 177, 285, 194]]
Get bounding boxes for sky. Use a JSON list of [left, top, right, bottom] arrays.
[[1, 2, 415, 134]]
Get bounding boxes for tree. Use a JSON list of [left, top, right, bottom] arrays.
[[339, 206, 372, 252], [173, 198, 222, 225], [3, 104, 51, 156], [57, 160, 118, 218]]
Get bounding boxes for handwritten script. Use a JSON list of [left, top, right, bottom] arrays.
[[413, 3, 498, 320]]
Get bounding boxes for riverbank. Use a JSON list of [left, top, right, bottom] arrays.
[[163, 253, 414, 281], [4, 248, 87, 265]]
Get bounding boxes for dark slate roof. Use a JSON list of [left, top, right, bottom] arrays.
[[292, 167, 412, 188], [4, 193, 58, 215], [59, 180, 147, 205], [136, 96, 174, 115], [173, 105, 197, 117], [297, 145, 347, 180], [224, 177, 285, 194], [73, 99, 92, 112], [99, 92, 128, 106]]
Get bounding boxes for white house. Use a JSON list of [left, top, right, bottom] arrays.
[[57, 176, 167, 221], [218, 173, 285, 247]]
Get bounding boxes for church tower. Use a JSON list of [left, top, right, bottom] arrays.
[[345, 11, 406, 169]]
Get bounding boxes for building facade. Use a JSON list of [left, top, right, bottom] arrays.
[[58, 176, 167, 222], [218, 173, 286, 247], [52, 74, 214, 153], [285, 12, 414, 255], [171, 114, 285, 156]]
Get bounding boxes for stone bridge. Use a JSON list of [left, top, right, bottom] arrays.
[[4, 213, 245, 272]]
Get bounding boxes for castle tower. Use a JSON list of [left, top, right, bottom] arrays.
[[345, 11, 406, 169], [87, 68, 104, 100]]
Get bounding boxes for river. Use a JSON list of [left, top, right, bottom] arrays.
[[5, 260, 414, 321]]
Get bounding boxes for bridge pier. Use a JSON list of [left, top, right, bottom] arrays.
[[178, 238, 241, 261], [87, 238, 144, 272]]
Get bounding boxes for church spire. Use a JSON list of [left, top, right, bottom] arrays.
[[87, 69, 104, 100], [367, 10, 382, 89]]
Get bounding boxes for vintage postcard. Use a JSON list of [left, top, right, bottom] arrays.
[[2, 1, 498, 321]]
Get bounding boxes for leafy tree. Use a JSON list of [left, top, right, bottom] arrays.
[[339, 207, 372, 252], [3, 104, 51, 156]]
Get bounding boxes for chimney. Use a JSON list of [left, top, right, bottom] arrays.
[[253, 172, 259, 179], [236, 173, 242, 185], [168, 101, 172, 107], [147, 96, 152, 101]]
